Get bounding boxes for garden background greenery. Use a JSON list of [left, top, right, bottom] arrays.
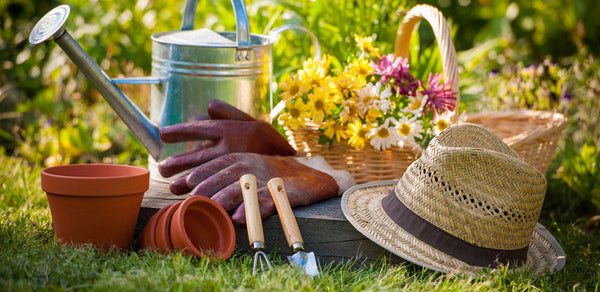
[[1, 0, 600, 290]]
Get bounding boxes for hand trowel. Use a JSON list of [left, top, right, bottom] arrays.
[[267, 177, 319, 277]]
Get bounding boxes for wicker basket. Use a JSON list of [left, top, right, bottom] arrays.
[[466, 110, 566, 174], [286, 124, 422, 184], [286, 4, 566, 183]]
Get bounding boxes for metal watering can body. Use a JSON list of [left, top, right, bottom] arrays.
[[29, 0, 320, 181]]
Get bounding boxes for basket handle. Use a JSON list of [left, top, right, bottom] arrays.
[[394, 4, 460, 121]]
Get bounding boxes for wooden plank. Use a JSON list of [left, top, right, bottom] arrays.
[[136, 179, 402, 266]]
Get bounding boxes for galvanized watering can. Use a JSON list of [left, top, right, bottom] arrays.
[[29, 0, 320, 180]]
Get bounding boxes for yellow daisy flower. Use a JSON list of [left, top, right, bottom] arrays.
[[364, 107, 382, 124], [301, 55, 332, 76], [279, 75, 308, 101], [339, 99, 360, 123], [278, 99, 310, 130], [334, 73, 361, 98], [300, 66, 333, 89], [320, 120, 347, 142], [307, 87, 336, 123], [354, 34, 380, 58], [346, 120, 373, 150], [346, 58, 374, 80]]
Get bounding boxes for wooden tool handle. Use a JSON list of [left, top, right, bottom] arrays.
[[267, 178, 303, 248], [240, 174, 264, 247]]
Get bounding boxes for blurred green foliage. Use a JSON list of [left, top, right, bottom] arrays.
[[559, 141, 600, 212], [478, 57, 571, 112], [2, 0, 600, 216], [420, 0, 599, 59]]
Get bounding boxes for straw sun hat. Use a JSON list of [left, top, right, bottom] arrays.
[[341, 123, 565, 275]]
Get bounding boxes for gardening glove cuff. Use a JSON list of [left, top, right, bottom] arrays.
[[293, 156, 356, 194]]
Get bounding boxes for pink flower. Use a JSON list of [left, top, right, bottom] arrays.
[[371, 54, 418, 96], [371, 54, 408, 84], [419, 73, 456, 117]]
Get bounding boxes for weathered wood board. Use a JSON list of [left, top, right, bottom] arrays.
[[136, 180, 402, 267]]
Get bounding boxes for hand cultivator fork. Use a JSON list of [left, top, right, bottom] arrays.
[[240, 174, 272, 275]]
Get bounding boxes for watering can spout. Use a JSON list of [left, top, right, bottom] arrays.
[[29, 5, 162, 160]]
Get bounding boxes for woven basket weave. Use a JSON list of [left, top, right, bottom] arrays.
[[286, 4, 566, 183], [286, 124, 422, 184]]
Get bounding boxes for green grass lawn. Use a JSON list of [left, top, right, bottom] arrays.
[[1, 154, 599, 291]]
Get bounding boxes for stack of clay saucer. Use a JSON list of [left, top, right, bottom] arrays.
[[137, 196, 236, 261]]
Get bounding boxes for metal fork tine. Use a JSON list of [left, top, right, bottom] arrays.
[[252, 251, 272, 275]]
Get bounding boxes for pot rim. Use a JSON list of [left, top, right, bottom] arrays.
[[41, 164, 149, 196], [170, 196, 235, 260], [155, 202, 182, 252], [137, 201, 176, 251]]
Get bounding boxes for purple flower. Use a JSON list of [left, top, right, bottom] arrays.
[[371, 54, 418, 96], [44, 118, 53, 128], [395, 70, 419, 96], [419, 73, 457, 117]]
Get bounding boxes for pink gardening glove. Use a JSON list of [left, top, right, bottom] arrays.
[[158, 99, 296, 179], [170, 153, 341, 225]]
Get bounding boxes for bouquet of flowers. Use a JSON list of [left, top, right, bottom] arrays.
[[276, 34, 460, 151]]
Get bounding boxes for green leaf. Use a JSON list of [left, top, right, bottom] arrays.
[[0, 128, 16, 143], [581, 141, 597, 165], [318, 134, 333, 146], [590, 186, 600, 210]]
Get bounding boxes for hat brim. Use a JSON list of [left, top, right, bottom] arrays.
[[341, 180, 566, 275]]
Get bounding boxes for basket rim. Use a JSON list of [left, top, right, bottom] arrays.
[[284, 124, 424, 152], [467, 109, 567, 129]]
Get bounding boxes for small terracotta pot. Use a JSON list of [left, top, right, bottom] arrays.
[[170, 196, 236, 260], [41, 164, 149, 251], [136, 203, 171, 251], [154, 202, 181, 253]]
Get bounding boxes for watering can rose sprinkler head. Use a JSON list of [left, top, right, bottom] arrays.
[[29, 4, 162, 160]]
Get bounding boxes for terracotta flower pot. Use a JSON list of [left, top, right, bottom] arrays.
[[41, 164, 149, 251], [154, 202, 182, 253], [136, 202, 171, 251], [170, 196, 236, 261]]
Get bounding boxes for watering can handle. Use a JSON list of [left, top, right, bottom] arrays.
[[181, 0, 251, 47], [268, 25, 322, 61], [267, 25, 322, 120]]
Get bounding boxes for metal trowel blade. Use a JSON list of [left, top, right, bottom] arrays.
[[287, 251, 319, 277]]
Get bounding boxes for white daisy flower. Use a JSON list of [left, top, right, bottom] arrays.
[[433, 111, 453, 135], [393, 116, 423, 148], [375, 85, 393, 112], [355, 82, 393, 114], [407, 92, 426, 116], [355, 82, 379, 105], [368, 118, 399, 150], [339, 99, 360, 123], [433, 111, 468, 135]]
